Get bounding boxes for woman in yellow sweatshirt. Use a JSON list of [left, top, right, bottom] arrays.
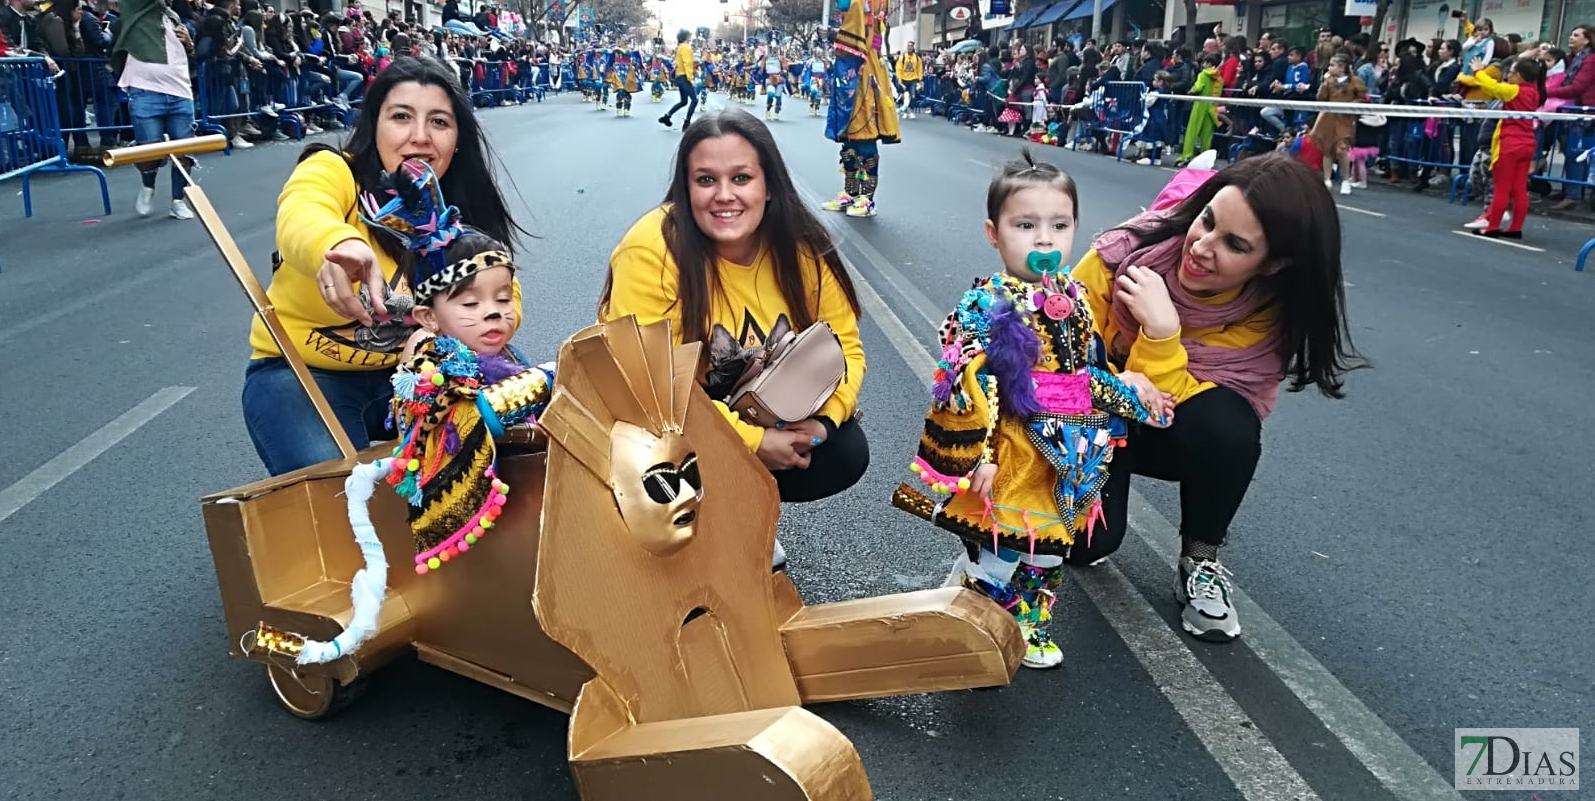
[[601, 109, 868, 505], [242, 56, 526, 476], [1069, 155, 1364, 642]]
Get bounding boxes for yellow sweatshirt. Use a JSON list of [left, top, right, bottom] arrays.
[[675, 42, 695, 81], [1072, 249, 1277, 405], [897, 52, 924, 82], [604, 206, 867, 450], [251, 150, 521, 371]]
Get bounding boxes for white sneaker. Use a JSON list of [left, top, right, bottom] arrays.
[[1463, 216, 1490, 230], [169, 199, 195, 220], [1351, 180, 1368, 189], [231, 134, 254, 149], [135, 187, 154, 217], [305, 122, 323, 134], [1176, 557, 1241, 642], [1340, 181, 1352, 196], [1324, 179, 1333, 190]]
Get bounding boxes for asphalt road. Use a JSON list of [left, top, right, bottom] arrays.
[[1, 90, 1590, 801]]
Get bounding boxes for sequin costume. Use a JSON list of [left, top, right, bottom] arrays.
[[822, 0, 899, 217], [894, 268, 1153, 557]]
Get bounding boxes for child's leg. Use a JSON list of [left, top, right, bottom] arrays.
[[1505, 151, 1531, 232], [1483, 155, 1516, 230]]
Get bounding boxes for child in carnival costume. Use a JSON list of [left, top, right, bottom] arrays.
[[648, 54, 667, 101], [290, 158, 553, 666], [607, 48, 642, 117], [893, 151, 1174, 669], [366, 158, 553, 579], [821, 0, 899, 218], [764, 50, 789, 120]]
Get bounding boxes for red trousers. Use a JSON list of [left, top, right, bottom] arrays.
[[1484, 149, 1532, 233]]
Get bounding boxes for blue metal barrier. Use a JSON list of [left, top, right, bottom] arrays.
[[52, 57, 131, 151], [0, 57, 112, 272]]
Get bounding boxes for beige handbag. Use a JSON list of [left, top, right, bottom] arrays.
[[728, 322, 847, 427]]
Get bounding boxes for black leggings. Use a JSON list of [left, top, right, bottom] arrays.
[[664, 75, 698, 124], [772, 420, 869, 503], [1064, 386, 1262, 564]]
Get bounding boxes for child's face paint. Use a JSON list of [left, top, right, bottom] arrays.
[[418, 265, 517, 355]]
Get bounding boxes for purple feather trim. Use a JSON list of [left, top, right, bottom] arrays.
[[443, 421, 460, 455], [930, 376, 954, 404], [985, 298, 1044, 418], [478, 352, 526, 384]]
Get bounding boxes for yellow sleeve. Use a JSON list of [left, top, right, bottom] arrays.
[[813, 256, 867, 429], [1463, 69, 1520, 102], [1075, 250, 1216, 403], [1125, 330, 1216, 404], [604, 224, 767, 452], [275, 150, 364, 279], [1072, 250, 1116, 342]]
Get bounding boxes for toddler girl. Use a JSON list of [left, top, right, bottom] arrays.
[[894, 150, 1174, 669]]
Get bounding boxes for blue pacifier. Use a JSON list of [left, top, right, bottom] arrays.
[[1026, 250, 1067, 277]]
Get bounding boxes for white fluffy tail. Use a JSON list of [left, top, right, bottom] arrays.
[[297, 459, 391, 665]]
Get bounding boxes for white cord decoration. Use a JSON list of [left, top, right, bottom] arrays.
[[297, 459, 391, 665]]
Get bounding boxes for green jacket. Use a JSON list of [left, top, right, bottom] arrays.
[[1191, 66, 1222, 98], [110, 0, 178, 72]]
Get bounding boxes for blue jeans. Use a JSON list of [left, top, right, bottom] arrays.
[[127, 87, 194, 200], [242, 357, 396, 476]]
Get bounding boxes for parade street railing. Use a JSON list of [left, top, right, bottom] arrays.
[[50, 57, 131, 151], [0, 56, 112, 273]]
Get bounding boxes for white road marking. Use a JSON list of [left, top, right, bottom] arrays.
[[804, 175, 1466, 800], [1338, 204, 1387, 217], [966, 158, 993, 169], [1074, 563, 1322, 800], [0, 387, 195, 525], [1450, 230, 1546, 252]]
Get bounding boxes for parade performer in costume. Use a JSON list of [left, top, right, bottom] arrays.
[[765, 49, 788, 119], [289, 157, 553, 665], [648, 53, 667, 101], [893, 151, 1172, 669], [821, 0, 899, 218], [607, 48, 642, 116], [803, 49, 828, 116]]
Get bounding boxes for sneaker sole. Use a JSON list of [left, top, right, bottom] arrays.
[[1021, 656, 1064, 669], [1180, 616, 1240, 642]]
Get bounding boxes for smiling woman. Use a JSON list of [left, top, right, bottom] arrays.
[[241, 56, 526, 477], [600, 110, 870, 512], [1066, 154, 1367, 644]]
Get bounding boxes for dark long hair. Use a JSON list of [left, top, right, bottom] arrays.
[[599, 109, 861, 344], [1115, 154, 1366, 399], [298, 56, 525, 267]]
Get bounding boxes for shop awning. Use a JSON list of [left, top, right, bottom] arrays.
[[1027, 0, 1081, 28], [1007, 2, 1052, 29], [1061, 0, 1118, 21]]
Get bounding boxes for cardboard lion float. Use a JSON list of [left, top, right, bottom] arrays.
[[204, 313, 1023, 800], [115, 131, 1026, 801]]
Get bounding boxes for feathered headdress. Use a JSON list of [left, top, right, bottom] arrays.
[[358, 157, 507, 306]]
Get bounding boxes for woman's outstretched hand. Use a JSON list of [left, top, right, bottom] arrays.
[[757, 429, 815, 470], [1115, 264, 1180, 341], [1116, 370, 1177, 427], [318, 238, 386, 326]]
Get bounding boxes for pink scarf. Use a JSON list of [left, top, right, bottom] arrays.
[[1092, 211, 1286, 419]]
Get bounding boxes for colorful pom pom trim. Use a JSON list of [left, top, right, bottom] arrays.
[[411, 467, 510, 575]]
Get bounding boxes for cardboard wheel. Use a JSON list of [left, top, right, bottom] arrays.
[[266, 664, 365, 721]]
